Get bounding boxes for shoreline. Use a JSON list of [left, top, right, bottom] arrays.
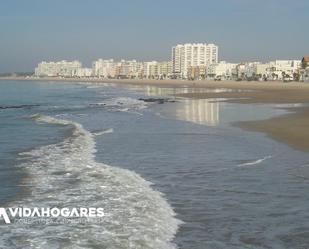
[[2, 76, 309, 152], [2, 76, 309, 89]]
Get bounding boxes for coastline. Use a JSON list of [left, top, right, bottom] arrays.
[[2, 76, 309, 152], [2, 76, 309, 90]]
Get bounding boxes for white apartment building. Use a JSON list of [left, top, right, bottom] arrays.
[[253, 64, 269, 77], [35, 60, 82, 77], [172, 43, 218, 78], [143, 61, 158, 78], [268, 60, 301, 79], [207, 61, 237, 79], [75, 68, 92, 77], [92, 59, 142, 78], [115, 60, 139, 78], [234, 62, 271, 80], [144, 61, 172, 79], [92, 59, 116, 78], [300, 57, 309, 82], [157, 61, 172, 78], [243, 62, 266, 78]]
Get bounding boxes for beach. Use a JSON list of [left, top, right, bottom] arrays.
[[2, 76, 309, 152], [2, 79, 309, 248]]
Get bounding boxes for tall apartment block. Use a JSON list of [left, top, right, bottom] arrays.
[[172, 43, 218, 78]]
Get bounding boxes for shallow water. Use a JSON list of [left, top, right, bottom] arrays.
[[1, 80, 309, 249]]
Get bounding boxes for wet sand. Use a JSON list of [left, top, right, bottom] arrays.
[[236, 107, 309, 152], [175, 85, 309, 152], [2, 76, 309, 152]]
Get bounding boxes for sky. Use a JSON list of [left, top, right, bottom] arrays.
[[0, 0, 308, 73]]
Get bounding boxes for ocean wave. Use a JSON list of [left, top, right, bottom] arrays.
[[237, 156, 272, 167], [90, 97, 148, 114], [1, 115, 181, 249]]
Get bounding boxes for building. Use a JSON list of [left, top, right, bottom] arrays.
[[35, 60, 82, 77], [157, 61, 172, 79], [115, 60, 138, 79], [75, 68, 92, 77], [92, 59, 116, 78], [267, 60, 301, 80], [187, 66, 207, 80], [300, 56, 309, 82], [235, 63, 246, 80], [253, 63, 269, 79], [206, 44, 219, 65], [172, 43, 218, 78], [144, 61, 172, 79], [206, 61, 237, 79], [243, 62, 268, 80], [92, 59, 142, 78]]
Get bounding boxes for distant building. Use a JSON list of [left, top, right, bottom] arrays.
[[75, 68, 92, 77], [35, 60, 82, 77], [92, 59, 116, 78], [143, 61, 157, 79], [243, 62, 268, 80], [172, 43, 218, 78], [187, 66, 203, 80], [300, 56, 309, 82], [157, 61, 172, 79], [115, 60, 138, 79], [253, 64, 269, 78], [231, 60, 301, 81], [207, 61, 237, 79], [143, 61, 172, 79], [236, 63, 247, 80], [267, 60, 301, 80]]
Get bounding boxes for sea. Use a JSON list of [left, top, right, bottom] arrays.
[[1, 80, 309, 249]]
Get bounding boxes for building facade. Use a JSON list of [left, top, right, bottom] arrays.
[[207, 61, 237, 79], [75, 68, 92, 77], [172, 43, 218, 78], [92, 59, 116, 78], [267, 60, 301, 80], [300, 56, 309, 82], [35, 60, 82, 77]]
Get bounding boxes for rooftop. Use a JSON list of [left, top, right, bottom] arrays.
[[302, 56, 309, 62]]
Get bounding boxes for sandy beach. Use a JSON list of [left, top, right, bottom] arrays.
[[2, 76, 309, 152]]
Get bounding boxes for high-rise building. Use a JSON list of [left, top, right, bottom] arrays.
[[172, 43, 218, 78]]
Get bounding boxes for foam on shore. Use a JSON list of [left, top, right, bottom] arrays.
[[1, 115, 181, 249]]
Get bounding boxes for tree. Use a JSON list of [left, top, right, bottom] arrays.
[[293, 72, 300, 82], [282, 71, 286, 80]]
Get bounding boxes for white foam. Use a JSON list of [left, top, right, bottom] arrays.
[[237, 155, 272, 167], [92, 128, 114, 136], [2, 115, 181, 249], [94, 97, 148, 113]]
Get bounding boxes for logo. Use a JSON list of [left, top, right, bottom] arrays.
[[0, 208, 11, 224], [0, 207, 104, 225]]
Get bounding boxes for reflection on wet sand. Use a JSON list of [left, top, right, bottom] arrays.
[[144, 86, 232, 97], [143, 86, 220, 126], [177, 99, 219, 126]]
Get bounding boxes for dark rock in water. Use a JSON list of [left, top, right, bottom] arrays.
[[138, 98, 176, 104], [0, 104, 40, 110]]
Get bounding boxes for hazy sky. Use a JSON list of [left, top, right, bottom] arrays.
[[0, 0, 308, 72]]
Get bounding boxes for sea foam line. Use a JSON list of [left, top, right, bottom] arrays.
[[237, 155, 272, 167], [1, 114, 181, 249], [92, 128, 114, 136]]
